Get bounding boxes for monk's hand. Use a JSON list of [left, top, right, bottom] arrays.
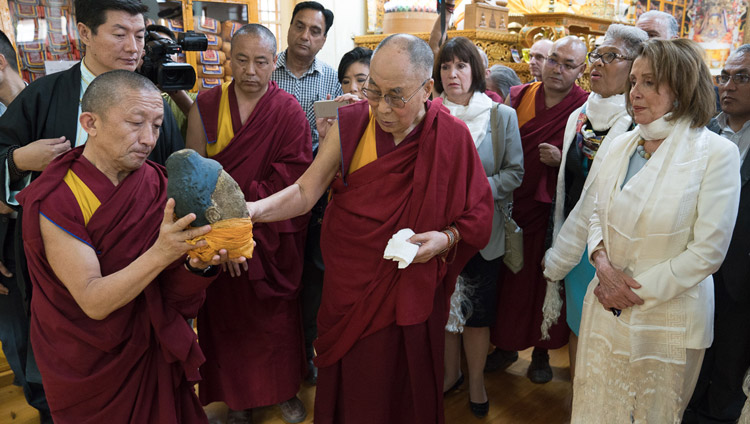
[[592, 248, 644, 311], [220, 250, 249, 278], [188, 248, 247, 276], [13, 136, 72, 172], [538, 143, 562, 167], [409, 231, 450, 264], [151, 198, 212, 267]]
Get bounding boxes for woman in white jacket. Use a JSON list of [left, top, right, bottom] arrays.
[[571, 39, 741, 423], [541, 24, 648, 378]]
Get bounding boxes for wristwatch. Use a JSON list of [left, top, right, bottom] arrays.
[[184, 257, 219, 277]]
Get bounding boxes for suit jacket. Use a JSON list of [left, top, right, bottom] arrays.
[[708, 117, 750, 302], [477, 102, 524, 260]]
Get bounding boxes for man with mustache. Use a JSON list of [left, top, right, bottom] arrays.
[[684, 44, 750, 424], [490, 36, 588, 382], [271, 0, 342, 388], [186, 24, 312, 424], [17, 69, 234, 424]]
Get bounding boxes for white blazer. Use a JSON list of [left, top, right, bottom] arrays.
[[586, 118, 741, 353]]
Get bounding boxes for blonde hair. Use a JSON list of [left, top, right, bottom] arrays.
[[626, 38, 715, 128]]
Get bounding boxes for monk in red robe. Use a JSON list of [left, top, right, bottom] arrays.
[[185, 25, 312, 424], [247, 34, 493, 424], [490, 36, 589, 383], [16, 71, 240, 424]]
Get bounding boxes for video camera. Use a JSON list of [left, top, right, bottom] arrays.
[[139, 30, 208, 91]]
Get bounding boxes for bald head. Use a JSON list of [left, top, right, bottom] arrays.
[[636, 11, 679, 39], [373, 34, 433, 81], [82, 70, 160, 118], [542, 36, 587, 95], [232, 23, 277, 55], [528, 39, 553, 79], [553, 36, 587, 58]]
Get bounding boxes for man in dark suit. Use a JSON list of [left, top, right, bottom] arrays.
[[685, 44, 750, 424]]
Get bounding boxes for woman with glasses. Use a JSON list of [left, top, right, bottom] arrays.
[[541, 24, 647, 380], [433, 36, 524, 418], [570, 38, 740, 422]]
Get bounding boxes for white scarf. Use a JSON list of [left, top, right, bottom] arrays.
[[441, 91, 493, 148], [638, 113, 676, 141], [585, 92, 627, 131]]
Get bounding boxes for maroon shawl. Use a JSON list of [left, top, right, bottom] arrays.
[[314, 99, 493, 368], [510, 82, 588, 208], [18, 148, 211, 424], [194, 81, 310, 409], [196, 81, 312, 299]]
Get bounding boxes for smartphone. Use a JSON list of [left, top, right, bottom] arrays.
[[314, 100, 344, 119]]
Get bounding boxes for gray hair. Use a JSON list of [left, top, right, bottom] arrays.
[[374, 34, 434, 80], [233, 23, 277, 55], [733, 44, 750, 58], [487, 65, 521, 99], [82, 70, 159, 116], [476, 47, 488, 70], [639, 11, 679, 39], [602, 24, 648, 59]]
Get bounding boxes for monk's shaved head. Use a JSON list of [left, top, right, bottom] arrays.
[[552, 36, 587, 61], [373, 34, 433, 80], [82, 70, 160, 118], [232, 23, 277, 56]]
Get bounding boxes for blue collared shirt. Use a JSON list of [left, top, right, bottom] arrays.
[[271, 50, 342, 152]]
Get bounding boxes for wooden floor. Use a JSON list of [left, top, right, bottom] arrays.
[[0, 346, 572, 424]]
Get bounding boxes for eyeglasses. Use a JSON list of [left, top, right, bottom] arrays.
[[546, 57, 585, 72], [529, 53, 546, 61], [361, 78, 429, 109], [587, 51, 632, 64], [716, 73, 750, 85]]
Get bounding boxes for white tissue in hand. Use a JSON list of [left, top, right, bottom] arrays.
[[383, 228, 419, 269]]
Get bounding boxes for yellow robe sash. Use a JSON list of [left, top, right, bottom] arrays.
[[348, 110, 379, 174], [62, 169, 101, 226], [206, 81, 236, 158]]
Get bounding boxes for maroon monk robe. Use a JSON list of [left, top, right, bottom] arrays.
[[195, 81, 312, 410], [492, 82, 588, 351], [17, 147, 211, 424], [313, 99, 493, 424]]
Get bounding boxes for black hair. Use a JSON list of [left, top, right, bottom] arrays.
[[291, 1, 334, 36], [74, 0, 148, 34], [0, 30, 18, 72], [337, 47, 372, 84]]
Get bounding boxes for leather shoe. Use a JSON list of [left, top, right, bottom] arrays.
[[279, 396, 307, 424], [226, 408, 253, 424], [527, 348, 553, 384], [470, 399, 490, 418], [443, 373, 464, 396], [484, 349, 518, 372]]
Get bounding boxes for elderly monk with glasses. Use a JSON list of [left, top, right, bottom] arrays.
[[246, 34, 493, 424]]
